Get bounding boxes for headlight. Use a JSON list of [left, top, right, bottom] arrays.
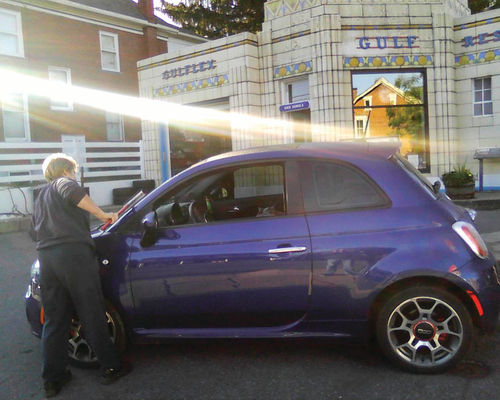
[[30, 260, 40, 280], [29, 260, 42, 301]]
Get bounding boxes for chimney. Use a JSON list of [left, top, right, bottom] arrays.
[[138, 0, 155, 23], [143, 26, 166, 58]]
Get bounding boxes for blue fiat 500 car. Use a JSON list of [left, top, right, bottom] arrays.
[[26, 142, 500, 373]]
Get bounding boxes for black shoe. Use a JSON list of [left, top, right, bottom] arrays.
[[100, 362, 132, 385], [44, 370, 72, 398]]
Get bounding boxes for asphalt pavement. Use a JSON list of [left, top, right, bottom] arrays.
[[473, 209, 500, 256], [0, 209, 499, 400]]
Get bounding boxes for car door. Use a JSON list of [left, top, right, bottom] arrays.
[[128, 161, 312, 330], [298, 159, 397, 332]]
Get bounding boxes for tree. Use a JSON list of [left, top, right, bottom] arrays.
[[386, 76, 424, 153], [468, 0, 500, 13], [160, 0, 265, 39], [160, 1, 499, 38]]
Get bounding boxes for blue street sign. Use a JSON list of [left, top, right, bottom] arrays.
[[280, 101, 310, 112]]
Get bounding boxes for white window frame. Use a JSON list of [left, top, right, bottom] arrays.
[[99, 31, 120, 72], [283, 77, 310, 104], [48, 67, 73, 111], [354, 115, 369, 138], [105, 112, 124, 141], [473, 77, 493, 117], [0, 8, 24, 57], [2, 91, 31, 142]]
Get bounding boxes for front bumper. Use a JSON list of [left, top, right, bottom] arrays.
[[459, 258, 500, 333]]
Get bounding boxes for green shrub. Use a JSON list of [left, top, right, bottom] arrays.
[[441, 165, 474, 187]]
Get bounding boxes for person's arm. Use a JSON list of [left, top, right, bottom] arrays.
[[77, 195, 118, 223]]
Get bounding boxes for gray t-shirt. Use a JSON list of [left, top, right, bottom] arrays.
[[33, 177, 93, 250]]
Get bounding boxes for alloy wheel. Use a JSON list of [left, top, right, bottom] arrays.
[[386, 296, 464, 367], [67, 311, 117, 364]]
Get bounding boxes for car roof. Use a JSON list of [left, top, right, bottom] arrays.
[[200, 141, 399, 167]]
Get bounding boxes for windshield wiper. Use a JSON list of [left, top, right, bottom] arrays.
[[101, 190, 146, 230]]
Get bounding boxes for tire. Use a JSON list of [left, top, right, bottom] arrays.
[[68, 301, 127, 368], [376, 285, 473, 374]]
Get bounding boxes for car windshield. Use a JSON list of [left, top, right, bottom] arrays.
[[95, 190, 146, 230], [392, 153, 437, 197]]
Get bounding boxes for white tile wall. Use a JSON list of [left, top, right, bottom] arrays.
[[137, 0, 500, 182]]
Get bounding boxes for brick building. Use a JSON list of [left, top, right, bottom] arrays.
[[0, 0, 206, 210], [0, 0, 204, 143]]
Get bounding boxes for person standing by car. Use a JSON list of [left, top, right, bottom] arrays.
[[32, 153, 130, 398]]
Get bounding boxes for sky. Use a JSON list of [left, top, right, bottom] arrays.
[[353, 72, 422, 94], [131, 0, 179, 24]]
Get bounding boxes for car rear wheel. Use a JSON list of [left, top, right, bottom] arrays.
[[376, 285, 473, 373], [68, 301, 126, 368]]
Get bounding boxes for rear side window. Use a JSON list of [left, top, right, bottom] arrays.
[[300, 160, 389, 213]]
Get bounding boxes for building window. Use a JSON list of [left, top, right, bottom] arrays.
[[287, 79, 309, 103], [0, 8, 24, 57], [284, 78, 311, 142], [2, 92, 30, 141], [168, 100, 232, 176], [106, 112, 124, 141], [352, 71, 428, 172], [99, 31, 120, 72], [355, 116, 369, 138], [473, 77, 492, 116], [48, 67, 73, 111]]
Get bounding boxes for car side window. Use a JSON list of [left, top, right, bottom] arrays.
[[300, 160, 388, 213], [154, 163, 286, 227]]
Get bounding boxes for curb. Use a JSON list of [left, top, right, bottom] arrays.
[[452, 198, 500, 210], [0, 216, 31, 235]]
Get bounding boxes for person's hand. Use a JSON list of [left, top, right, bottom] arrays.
[[99, 211, 119, 223]]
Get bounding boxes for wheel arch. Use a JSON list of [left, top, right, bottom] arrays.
[[367, 276, 481, 335]]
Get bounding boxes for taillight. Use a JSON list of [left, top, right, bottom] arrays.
[[452, 221, 488, 259]]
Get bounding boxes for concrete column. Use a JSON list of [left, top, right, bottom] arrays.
[[430, 11, 457, 177]]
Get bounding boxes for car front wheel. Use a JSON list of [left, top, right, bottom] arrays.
[[376, 285, 473, 373], [68, 301, 126, 368]]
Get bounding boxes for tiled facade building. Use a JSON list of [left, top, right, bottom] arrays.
[[138, 0, 500, 188]]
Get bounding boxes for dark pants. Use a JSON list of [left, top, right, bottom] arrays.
[[39, 242, 120, 382]]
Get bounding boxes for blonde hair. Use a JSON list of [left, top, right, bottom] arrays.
[[42, 153, 78, 182]]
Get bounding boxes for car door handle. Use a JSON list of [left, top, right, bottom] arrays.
[[268, 246, 307, 254]]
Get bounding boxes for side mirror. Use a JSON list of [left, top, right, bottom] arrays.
[[140, 211, 158, 247], [433, 180, 441, 195]]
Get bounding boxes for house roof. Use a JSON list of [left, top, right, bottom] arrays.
[[74, 0, 146, 20], [71, 0, 182, 31], [353, 77, 421, 105]]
